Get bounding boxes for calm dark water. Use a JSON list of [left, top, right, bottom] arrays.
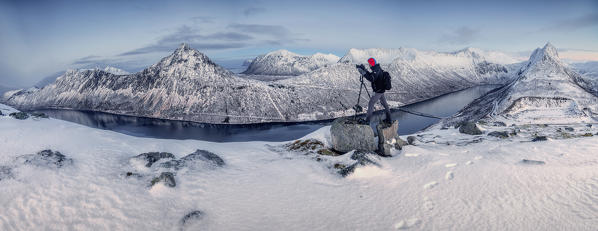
[[30, 85, 498, 142]]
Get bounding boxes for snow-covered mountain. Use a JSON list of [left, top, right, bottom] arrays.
[[444, 43, 598, 125], [242, 49, 340, 76], [2, 43, 519, 124], [339, 47, 521, 65], [35, 66, 129, 88]]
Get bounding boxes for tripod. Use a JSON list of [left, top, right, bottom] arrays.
[[353, 70, 371, 116]]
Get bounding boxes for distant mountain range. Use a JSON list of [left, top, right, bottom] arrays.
[[242, 49, 340, 76], [444, 43, 598, 126], [3, 43, 557, 124]]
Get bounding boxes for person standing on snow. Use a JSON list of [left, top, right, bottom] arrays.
[[356, 57, 393, 124]]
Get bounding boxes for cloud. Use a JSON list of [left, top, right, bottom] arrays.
[[227, 23, 290, 37], [118, 25, 253, 56], [439, 26, 480, 45], [190, 16, 214, 24], [118, 22, 308, 57], [243, 7, 266, 17], [540, 13, 598, 31]]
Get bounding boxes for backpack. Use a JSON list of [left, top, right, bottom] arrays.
[[383, 71, 392, 90]]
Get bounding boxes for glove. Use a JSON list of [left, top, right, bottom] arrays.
[[356, 64, 367, 75]]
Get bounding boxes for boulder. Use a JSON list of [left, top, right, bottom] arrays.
[[134, 152, 175, 167], [150, 172, 176, 187], [19, 149, 73, 168], [564, 127, 574, 132], [330, 118, 377, 153], [376, 120, 399, 156], [458, 121, 483, 135], [407, 136, 417, 145], [487, 131, 509, 139], [181, 149, 225, 167], [394, 137, 408, 150], [9, 112, 29, 120], [160, 149, 225, 170]]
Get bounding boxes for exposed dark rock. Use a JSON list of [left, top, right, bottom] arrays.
[[493, 121, 507, 127], [330, 118, 377, 153], [521, 159, 545, 165], [407, 136, 417, 145], [19, 149, 73, 168], [333, 163, 346, 169], [180, 210, 204, 226], [457, 121, 483, 135], [181, 149, 225, 167], [317, 148, 340, 156], [9, 112, 29, 120], [487, 131, 509, 138], [564, 127, 574, 132], [150, 172, 176, 187], [586, 124, 592, 128], [581, 133, 593, 137], [134, 152, 175, 167], [286, 139, 324, 152], [531, 136, 547, 142], [30, 112, 49, 118], [338, 151, 381, 177], [125, 172, 143, 178], [395, 137, 408, 150], [0, 110, 3, 116]]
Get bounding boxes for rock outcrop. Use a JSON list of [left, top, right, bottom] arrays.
[[330, 118, 377, 153]]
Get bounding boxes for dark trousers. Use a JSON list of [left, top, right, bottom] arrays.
[[366, 92, 392, 122]]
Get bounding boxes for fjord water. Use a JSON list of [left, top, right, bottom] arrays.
[[31, 85, 499, 142]]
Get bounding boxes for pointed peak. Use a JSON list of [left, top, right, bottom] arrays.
[[179, 43, 190, 50]]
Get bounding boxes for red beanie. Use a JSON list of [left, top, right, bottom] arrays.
[[368, 58, 376, 67]]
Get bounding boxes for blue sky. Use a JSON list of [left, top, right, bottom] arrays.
[[0, 0, 596, 87]]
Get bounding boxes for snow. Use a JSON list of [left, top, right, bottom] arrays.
[[243, 49, 340, 76], [1, 104, 597, 230], [2, 43, 518, 124]]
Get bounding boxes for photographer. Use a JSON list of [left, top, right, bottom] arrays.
[[356, 58, 392, 124]]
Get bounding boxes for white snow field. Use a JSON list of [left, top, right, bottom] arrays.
[[1, 104, 597, 230]]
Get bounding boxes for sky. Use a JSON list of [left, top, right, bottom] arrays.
[[0, 0, 597, 87]]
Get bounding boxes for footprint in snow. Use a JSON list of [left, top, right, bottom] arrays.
[[394, 218, 421, 229], [423, 181, 438, 189], [445, 171, 454, 180], [445, 163, 457, 168], [423, 196, 435, 211]]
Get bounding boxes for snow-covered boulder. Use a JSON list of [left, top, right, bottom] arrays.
[[17, 149, 73, 168], [243, 49, 339, 75]]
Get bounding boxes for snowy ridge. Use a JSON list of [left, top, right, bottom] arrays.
[[339, 47, 521, 65], [3, 43, 517, 124], [444, 43, 598, 125], [242, 49, 340, 75]]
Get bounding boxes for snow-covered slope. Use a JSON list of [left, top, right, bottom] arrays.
[[242, 49, 340, 76], [1, 103, 597, 230], [444, 43, 598, 125], [35, 66, 129, 88]]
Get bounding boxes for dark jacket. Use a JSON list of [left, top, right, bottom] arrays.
[[363, 64, 386, 93]]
